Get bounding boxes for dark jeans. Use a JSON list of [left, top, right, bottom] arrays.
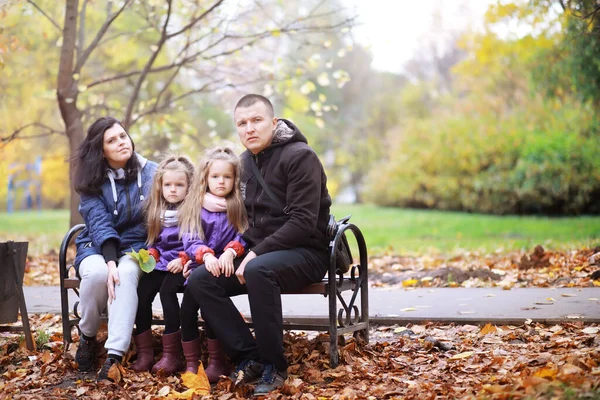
[[180, 279, 216, 341], [136, 269, 185, 334], [185, 247, 328, 371]]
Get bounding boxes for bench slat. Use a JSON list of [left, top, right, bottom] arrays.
[[62, 276, 359, 295]]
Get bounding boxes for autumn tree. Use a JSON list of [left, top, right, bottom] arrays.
[[2, 0, 354, 225]]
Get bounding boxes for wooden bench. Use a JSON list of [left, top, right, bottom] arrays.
[[59, 220, 369, 368]]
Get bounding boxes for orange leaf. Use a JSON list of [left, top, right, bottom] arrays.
[[479, 323, 497, 335]]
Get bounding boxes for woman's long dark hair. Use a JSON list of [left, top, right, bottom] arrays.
[[73, 117, 140, 195]]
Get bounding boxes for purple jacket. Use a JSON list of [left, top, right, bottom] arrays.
[[150, 224, 183, 272], [183, 208, 245, 268]]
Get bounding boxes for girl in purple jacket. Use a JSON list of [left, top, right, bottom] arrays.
[[177, 146, 247, 382], [130, 155, 195, 374]]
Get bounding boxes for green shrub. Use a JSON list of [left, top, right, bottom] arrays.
[[365, 97, 600, 215]]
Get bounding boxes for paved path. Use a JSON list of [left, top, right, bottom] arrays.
[[23, 286, 600, 325]]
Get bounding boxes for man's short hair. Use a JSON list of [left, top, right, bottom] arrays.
[[234, 94, 274, 118]]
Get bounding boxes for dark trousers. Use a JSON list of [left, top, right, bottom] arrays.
[[136, 269, 185, 334], [180, 281, 216, 341], [185, 247, 328, 372]]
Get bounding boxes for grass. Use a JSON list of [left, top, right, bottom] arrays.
[[0, 206, 598, 256], [0, 209, 69, 254], [331, 204, 600, 256]]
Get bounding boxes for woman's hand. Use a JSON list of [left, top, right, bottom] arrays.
[[204, 254, 220, 277], [235, 251, 256, 285], [182, 260, 193, 279], [219, 251, 235, 277], [106, 261, 119, 304], [167, 258, 183, 274]]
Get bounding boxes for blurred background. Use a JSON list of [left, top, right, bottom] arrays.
[[1, 0, 599, 255]]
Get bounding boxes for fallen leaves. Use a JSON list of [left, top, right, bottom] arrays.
[[370, 246, 600, 289], [1, 317, 599, 399]]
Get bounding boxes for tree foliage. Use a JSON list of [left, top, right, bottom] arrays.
[[0, 0, 354, 222], [364, 0, 600, 215]]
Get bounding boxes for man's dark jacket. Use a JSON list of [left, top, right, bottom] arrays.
[[240, 119, 332, 256]]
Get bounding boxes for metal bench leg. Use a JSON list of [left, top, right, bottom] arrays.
[[329, 280, 339, 368]]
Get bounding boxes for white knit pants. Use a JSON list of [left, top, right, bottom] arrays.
[[78, 254, 142, 357]]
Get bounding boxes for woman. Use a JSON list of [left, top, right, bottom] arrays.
[[72, 116, 157, 381]]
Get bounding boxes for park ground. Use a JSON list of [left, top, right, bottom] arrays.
[[1, 205, 600, 398]]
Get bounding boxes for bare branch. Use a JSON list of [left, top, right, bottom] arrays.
[[27, 1, 61, 32], [77, 0, 89, 60], [0, 123, 63, 148], [86, 8, 355, 90], [74, 0, 132, 72], [166, 0, 224, 39], [123, 0, 173, 128], [131, 80, 223, 126]]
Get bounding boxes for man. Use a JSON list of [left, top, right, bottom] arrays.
[[187, 94, 332, 395]]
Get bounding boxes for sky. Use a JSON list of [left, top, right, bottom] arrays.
[[345, 0, 495, 73]]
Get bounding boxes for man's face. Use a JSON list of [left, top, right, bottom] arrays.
[[234, 101, 277, 155]]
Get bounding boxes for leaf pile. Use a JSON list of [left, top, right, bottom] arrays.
[[1, 315, 599, 399], [370, 246, 600, 289]]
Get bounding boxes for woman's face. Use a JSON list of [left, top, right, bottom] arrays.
[[103, 123, 133, 169]]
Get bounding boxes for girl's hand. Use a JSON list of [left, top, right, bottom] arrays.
[[182, 260, 193, 279], [204, 254, 220, 277], [236, 251, 256, 285], [219, 251, 235, 277], [167, 258, 183, 274], [107, 261, 119, 304]]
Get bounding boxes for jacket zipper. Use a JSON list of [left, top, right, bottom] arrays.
[[126, 183, 132, 221], [252, 155, 259, 227]]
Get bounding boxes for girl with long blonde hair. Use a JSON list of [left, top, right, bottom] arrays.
[[131, 155, 194, 375], [178, 146, 247, 382]]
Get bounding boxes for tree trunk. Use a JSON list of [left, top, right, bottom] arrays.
[[57, 0, 84, 227], [67, 120, 84, 227]]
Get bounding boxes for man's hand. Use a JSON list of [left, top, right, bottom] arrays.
[[182, 260, 193, 279], [235, 251, 256, 285], [219, 251, 235, 277], [204, 254, 221, 277], [167, 258, 183, 274], [106, 261, 119, 304]]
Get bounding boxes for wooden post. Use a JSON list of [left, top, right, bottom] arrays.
[[0, 241, 33, 351]]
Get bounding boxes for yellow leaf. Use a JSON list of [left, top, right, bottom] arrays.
[[449, 351, 474, 360], [402, 279, 419, 287], [169, 389, 196, 399], [182, 364, 210, 393], [138, 248, 150, 263], [534, 366, 558, 379], [479, 323, 497, 335], [561, 293, 576, 297], [593, 280, 600, 287], [401, 307, 416, 312]]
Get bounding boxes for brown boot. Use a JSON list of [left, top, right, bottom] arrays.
[[204, 339, 230, 383], [130, 330, 154, 372], [181, 337, 202, 374], [152, 330, 184, 375]]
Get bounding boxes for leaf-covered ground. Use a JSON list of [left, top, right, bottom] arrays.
[[6, 245, 598, 398], [23, 246, 600, 289], [1, 315, 599, 399]]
